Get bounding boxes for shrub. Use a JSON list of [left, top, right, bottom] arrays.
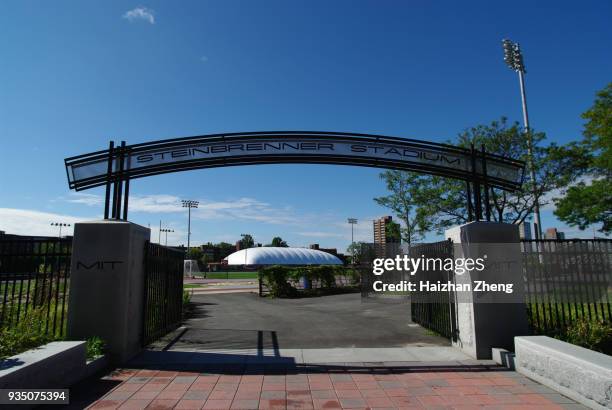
[[182, 289, 193, 317], [183, 289, 192, 306], [0, 308, 56, 360], [527, 303, 612, 355], [562, 318, 612, 353], [259, 265, 297, 297], [86, 336, 106, 359], [345, 267, 361, 285], [291, 266, 335, 289], [313, 266, 336, 288], [259, 265, 360, 297], [289, 267, 309, 283]]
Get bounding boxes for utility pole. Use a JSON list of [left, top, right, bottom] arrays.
[[182, 200, 199, 254], [348, 218, 357, 265], [502, 38, 543, 239]]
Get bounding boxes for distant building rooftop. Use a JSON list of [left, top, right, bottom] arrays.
[[224, 247, 343, 266]]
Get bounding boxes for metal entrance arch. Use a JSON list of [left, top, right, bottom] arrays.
[[63, 131, 525, 220]]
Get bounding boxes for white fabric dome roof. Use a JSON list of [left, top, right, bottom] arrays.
[[224, 247, 343, 266]]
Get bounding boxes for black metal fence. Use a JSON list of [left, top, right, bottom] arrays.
[[142, 242, 184, 346], [521, 238, 612, 335], [360, 243, 406, 300], [0, 237, 72, 337], [409, 239, 457, 340]]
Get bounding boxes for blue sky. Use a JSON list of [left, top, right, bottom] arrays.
[[1, 1, 610, 250]]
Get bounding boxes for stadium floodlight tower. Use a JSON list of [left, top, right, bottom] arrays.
[[347, 218, 357, 265], [160, 228, 174, 246], [181, 199, 199, 253], [502, 38, 542, 240], [50, 222, 71, 239]]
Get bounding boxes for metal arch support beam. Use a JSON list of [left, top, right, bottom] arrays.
[[64, 131, 525, 193]]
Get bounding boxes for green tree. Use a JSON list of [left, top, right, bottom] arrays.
[[376, 118, 568, 234], [239, 234, 255, 248], [554, 83, 612, 235], [374, 170, 430, 246], [215, 241, 236, 261], [187, 247, 203, 261], [346, 241, 367, 265], [200, 254, 212, 266], [267, 237, 288, 247], [385, 221, 401, 243]]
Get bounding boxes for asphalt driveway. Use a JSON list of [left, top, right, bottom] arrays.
[[171, 292, 449, 350]]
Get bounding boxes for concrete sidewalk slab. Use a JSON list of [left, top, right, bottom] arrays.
[[300, 347, 471, 363], [189, 288, 258, 295], [129, 347, 472, 367]]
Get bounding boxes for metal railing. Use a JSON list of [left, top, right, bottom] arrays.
[[409, 239, 457, 341], [521, 238, 612, 335], [142, 242, 184, 346], [360, 242, 406, 300], [0, 237, 72, 337]]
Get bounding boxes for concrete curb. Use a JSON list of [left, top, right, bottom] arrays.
[[515, 336, 612, 409], [0, 341, 109, 391]]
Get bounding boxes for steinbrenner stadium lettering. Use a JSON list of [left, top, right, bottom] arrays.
[[64, 132, 525, 191], [133, 142, 461, 167]]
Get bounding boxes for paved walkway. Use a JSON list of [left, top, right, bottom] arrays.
[[184, 279, 258, 295], [180, 293, 448, 349], [68, 293, 584, 409], [85, 364, 585, 409]]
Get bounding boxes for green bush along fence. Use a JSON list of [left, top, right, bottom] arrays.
[[522, 239, 612, 332], [258, 265, 360, 297], [521, 238, 612, 352], [0, 237, 72, 339]]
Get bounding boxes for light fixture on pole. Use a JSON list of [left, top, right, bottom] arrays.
[[160, 228, 174, 246], [181, 199, 199, 253], [502, 38, 542, 240], [50, 222, 70, 239], [348, 218, 357, 265]]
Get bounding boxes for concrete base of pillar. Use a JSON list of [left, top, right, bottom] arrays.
[[67, 220, 150, 364], [445, 221, 529, 359]]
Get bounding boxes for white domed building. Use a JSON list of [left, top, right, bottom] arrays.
[[223, 247, 342, 266]]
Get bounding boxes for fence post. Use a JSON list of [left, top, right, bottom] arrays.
[[445, 221, 529, 359], [67, 220, 150, 363]]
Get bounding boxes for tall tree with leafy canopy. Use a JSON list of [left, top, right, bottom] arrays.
[[554, 83, 612, 235], [376, 117, 569, 235], [238, 234, 255, 248], [346, 241, 373, 265], [267, 237, 288, 247], [385, 221, 401, 243], [374, 170, 431, 247]]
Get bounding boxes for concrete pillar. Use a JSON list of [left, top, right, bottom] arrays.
[[445, 221, 528, 359], [67, 220, 150, 363]]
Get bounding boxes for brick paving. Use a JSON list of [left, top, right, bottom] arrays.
[[84, 366, 584, 410]]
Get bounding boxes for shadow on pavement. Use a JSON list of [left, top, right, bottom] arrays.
[[126, 349, 504, 375], [166, 328, 283, 351]]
